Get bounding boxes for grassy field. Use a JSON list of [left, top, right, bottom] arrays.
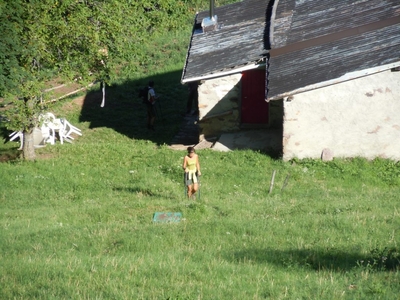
[[1, 4, 399, 298], [1, 89, 399, 298]]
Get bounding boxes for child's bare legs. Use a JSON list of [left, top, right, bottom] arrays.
[[187, 185, 193, 198], [187, 183, 198, 199], [193, 183, 199, 195]]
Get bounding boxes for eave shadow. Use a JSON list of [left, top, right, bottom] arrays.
[[79, 70, 188, 145]]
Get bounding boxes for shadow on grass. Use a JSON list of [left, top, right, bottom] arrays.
[[78, 70, 284, 159], [0, 126, 21, 161], [229, 247, 400, 272], [113, 186, 177, 200], [79, 70, 188, 146], [0, 148, 20, 162]]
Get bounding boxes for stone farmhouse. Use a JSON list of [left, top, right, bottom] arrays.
[[181, 0, 400, 160]]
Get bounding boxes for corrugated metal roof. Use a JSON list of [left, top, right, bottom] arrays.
[[182, 0, 400, 101], [270, 0, 400, 48], [267, 0, 400, 100], [181, 0, 271, 83]]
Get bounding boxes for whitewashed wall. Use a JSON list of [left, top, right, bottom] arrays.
[[198, 74, 241, 139], [283, 70, 400, 161]]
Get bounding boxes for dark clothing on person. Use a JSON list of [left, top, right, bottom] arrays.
[[186, 81, 199, 115], [147, 102, 156, 118], [147, 81, 156, 130]]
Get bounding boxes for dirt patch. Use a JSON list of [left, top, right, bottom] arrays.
[[72, 96, 86, 107], [59, 95, 87, 113], [0, 147, 58, 162], [50, 82, 101, 113], [0, 151, 20, 162], [61, 89, 101, 112], [35, 151, 56, 160]]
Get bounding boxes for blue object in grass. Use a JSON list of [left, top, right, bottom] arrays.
[[153, 212, 182, 223]]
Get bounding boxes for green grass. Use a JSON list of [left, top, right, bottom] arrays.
[[1, 8, 399, 298], [1, 134, 399, 299]]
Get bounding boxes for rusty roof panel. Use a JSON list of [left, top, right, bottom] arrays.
[[181, 0, 271, 82], [271, 0, 400, 48], [182, 0, 400, 101], [268, 23, 400, 99], [267, 0, 400, 100]]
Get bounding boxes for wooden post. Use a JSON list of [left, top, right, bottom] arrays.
[[269, 170, 276, 194], [281, 174, 290, 192]]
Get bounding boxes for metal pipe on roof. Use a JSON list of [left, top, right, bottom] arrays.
[[210, 0, 214, 20]]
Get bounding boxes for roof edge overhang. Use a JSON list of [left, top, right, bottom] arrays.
[[267, 61, 400, 101], [269, 0, 280, 48], [181, 13, 199, 84], [182, 62, 266, 84]]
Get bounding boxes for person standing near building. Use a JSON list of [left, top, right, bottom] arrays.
[[186, 81, 199, 115], [146, 80, 157, 130]]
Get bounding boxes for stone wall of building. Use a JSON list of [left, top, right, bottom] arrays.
[[198, 74, 241, 139], [283, 70, 400, 161]]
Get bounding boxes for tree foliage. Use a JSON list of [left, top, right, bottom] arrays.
[[0, 0, 239, 159], [0, 0, 140, 159]]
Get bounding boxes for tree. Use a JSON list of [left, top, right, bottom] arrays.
[[0, 0, 215, 160], [0, 0, 137, 160]]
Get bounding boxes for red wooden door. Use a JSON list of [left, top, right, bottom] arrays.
[[241, 69, 269, 124]]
